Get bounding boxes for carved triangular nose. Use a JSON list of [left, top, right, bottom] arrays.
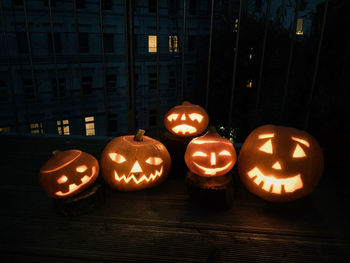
[[272, 161, 282, 170], [130, 161, 143, 173]]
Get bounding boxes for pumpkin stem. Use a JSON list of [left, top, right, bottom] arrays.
[[182, 101, 192, 106], [134, 129, 145, 141]]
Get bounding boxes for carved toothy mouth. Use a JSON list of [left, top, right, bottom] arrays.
[[114, 166, 163, 184], [172, 125, 197, 135], [192, 161, 232, 176], [55, 166, 96, 197], [247, 167, 303, 194]]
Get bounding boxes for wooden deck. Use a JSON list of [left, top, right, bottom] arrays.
[[1, 134, 349, 262]]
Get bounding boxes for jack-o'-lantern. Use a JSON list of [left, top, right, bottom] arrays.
[[238, 125, 324, 202], [185, 126, 237, 177], [100, 129, 171, 191], [39, 150, 99, 198], [164, 101, 209, 137]]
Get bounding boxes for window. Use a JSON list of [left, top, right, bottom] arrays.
[[149, 0, 157, 13], [57, 120, 70, 135], [296, 18, 304, 35], [17, 32, 28, 54], [103, 33, 114, 53], [169, 35, 178, 53], [189, 0, 197, 15], [81, 76, 92, 95], [12, 0, 23, 6], [78, 33, 89, 53], [168, 72, 176, 89], [148, 35, 157, 53], [149, 72, 157, 90], [23, 79, 35, 101], [52, 78, 66, 97], [48, 33, 62, 54], [247, 80, 253, 88], [169, 0, 178, 15], [106, 74, 117, 94], [102, 0, 112, 10], [75, 0, 85, 9], [0, 80, 8, 102], [85, 116, 95, 136], [149, 109, 157, 127], [30, 123, 43, 134], [188, 35, 196, 52], [0, 127, 11, 132]]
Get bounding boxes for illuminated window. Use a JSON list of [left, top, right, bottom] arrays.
[[296, 18, 304, 35], [85, 116, 95, 136], [57, 120, 70, 135], [234, 18, 239, 32], [148, 35, 157, 53], [30, 123, 43, 134], [0, 127, 11, 132], [169, 35, 178, 53], [247, 80, 253, 88]]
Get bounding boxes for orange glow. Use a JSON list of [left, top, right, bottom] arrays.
[[293, 144, 306, 158], [145, 157, 163, 165], [167, 114, 179, 122], [258, 133, 275, 139], [188, 113, 203, 122], [114, 166, 163, 184], [55, 166, 96, 197], [109, 153, 126, 163], [210, 152, 216, 165], [219, 150, 231, 156], [57, 175, 68, 184], [272, 161, 282, 170], [192, 139, 232, 145], [76, 165, 88, 173], [181, 114, 186, 120], [259, 139, 273, 154], [247, 167, 303, 194], [192, 151, 207, 157], [40, 151, 82, 173], [192, 161, 233, 176], [130, 161, 143, 173], [172, 124, 197, 135], [292, 137, 310, 147]]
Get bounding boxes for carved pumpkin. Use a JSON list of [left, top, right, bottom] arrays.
[[164, 101, 209, 137], [238, 125, 324, 202], [185, 126, 237, 177], [39, 150, 99, 198], [100, 129, 171, 191]]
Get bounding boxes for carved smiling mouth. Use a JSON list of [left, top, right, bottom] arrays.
[[172, 125, 196, 135], [114, 166, 163, 184], [55, 166, 96, 197], [247, 167, 303, 194], [193, 161, 232, 176]]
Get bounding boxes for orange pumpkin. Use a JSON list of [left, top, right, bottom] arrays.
[[100, 129, 171, 191], [184, 126, 237, 177], [39, 150, 99, 198], [164, 101, 209, 137], [238, 125, 324, 202]]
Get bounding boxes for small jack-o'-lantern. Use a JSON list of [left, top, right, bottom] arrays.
[[39, 150, 99, 198], [185, 126, 237, 177], [100, 129, 171, 191], [164, 101, 209, 137], [238, 125, 324, 202]]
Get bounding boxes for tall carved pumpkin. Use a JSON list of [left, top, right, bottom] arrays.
[[100, 129, 171, 191], [184, 126, 237, 177], [39, 150, 99, 198], [238, 125, 324, 202], [164, 101, 209, 137]]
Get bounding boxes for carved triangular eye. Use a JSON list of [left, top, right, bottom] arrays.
[[145, 157, 163, 165], [293, 144, 306, 158], [188, 113, 203, 122], [219, 150, 231, 156], [167, 114, 179, 122], [259, 139, 273, 154], [192, 151, 207, 157]]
